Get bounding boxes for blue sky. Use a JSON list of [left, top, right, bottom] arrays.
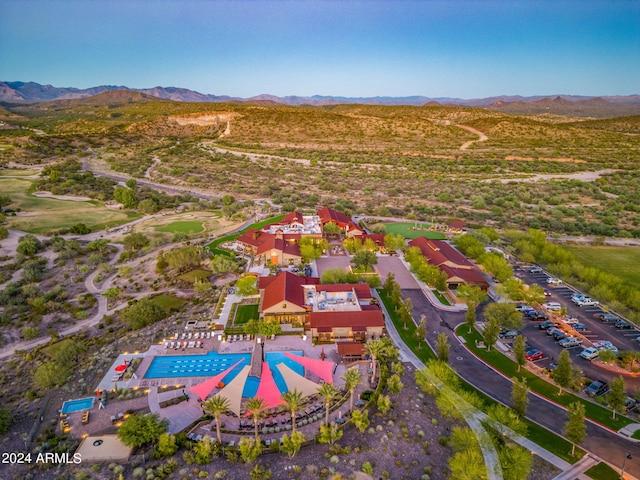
[[1, 0, 638, 98]]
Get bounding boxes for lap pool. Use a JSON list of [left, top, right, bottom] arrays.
[[144, 351, 304, 397], [61, 397, 94, 414]]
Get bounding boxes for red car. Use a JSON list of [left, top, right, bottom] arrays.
[[525, 349, 543, 361]]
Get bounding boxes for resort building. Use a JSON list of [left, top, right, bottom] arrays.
[[317, 206, 365, 237], [257, 271, 385, 341], [236, 229, 302, 265], [407, 237, 489, 291]]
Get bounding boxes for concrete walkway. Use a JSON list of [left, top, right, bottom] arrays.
[[550, 455, 598, 480]]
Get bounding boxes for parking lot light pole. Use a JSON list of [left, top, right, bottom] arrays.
[[621, 452, 632, 479]]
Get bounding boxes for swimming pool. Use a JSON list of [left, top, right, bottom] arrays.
[[61, 397, 94, 414], [144, 351, 305, 397]]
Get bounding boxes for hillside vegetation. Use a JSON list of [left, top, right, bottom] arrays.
[[1, 92, 639, 237]]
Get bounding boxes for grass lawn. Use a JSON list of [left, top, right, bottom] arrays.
[[41, 339, 74, 358], [0, 168, 37, 176], [457, 325, 633, 431], [566, 245, 640, 290], [383, 222, 447, 240], [432, 289, 451, 306], [235, 304, 259, 325], [149, 294, 186, 312], [207, 214, 285, 256], [1, 178, 138, 233], [177, 269, 211, 283], [155, 221, 204, 234], [585, 462, 620, 480]]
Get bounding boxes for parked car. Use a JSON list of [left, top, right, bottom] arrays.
[[552, 330, 567, 341], [546, 327, 561, 336], [539, 321, 557, 330], [546, 277, 563, 285], [544, 290, 551, 297], [543, 302, 562, 313], [593, 340, 619, 353], [585, 380, 610, 397], [580, 347, 599, 360], [571, 294, 587, 304], [515, 304, 533, 312], [615, 321, 634, 329], [559, 337, 583, 348], [545, 361, 558, 373], [525, 310, 549, 321], [525, 349, 544, 361], [562, 317, 580, 326], [597, 312, 620, 323], [576, 297, 599, 307], [529, 266, 543, 273], [572, 323, 588, 332], [625, 397, 639, 413], [499, 330, 520, 339]]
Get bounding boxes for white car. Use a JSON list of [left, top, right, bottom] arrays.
[[571, 294, 587, 304], [593, 340, 618, 353], [576, 297, 599, 307], [546, 277, 563, 285], [580, 347, 599, 360], [543, 302, 562, 313], [559, 337, 583, 348], [561, 317, 580, 326]]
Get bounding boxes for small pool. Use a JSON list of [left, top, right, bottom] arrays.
[[61, 397, 94, 414]]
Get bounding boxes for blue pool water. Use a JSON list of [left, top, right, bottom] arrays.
[[144, 351, 304, 397], [61, 397, 94, 414]]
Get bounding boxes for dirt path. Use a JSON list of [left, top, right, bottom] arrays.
[[484, 168, 618, 184], [457, 124, 488, 150]]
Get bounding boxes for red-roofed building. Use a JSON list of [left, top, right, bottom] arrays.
[[308, 310, 385, 342], [317, 207, 365, 238], [408, 237, 489, 291], [236, 229, 302, 265], [258, 271, 316, 325]]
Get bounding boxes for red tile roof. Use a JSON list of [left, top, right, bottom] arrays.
[[336, 342, 365, 357], [259, 272, 318, 311], [308, 310, 384, 329], [408, 237, 472, 268], [237, 229, 301, 258], [317, 207, 352, 227], [282, 211, 305, 225], [440, 264, 488, 286], [361, 234, 386, 247]]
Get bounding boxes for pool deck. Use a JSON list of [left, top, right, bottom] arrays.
[[79, 333, 368, 440]]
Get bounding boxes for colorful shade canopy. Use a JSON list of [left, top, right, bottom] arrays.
[[284, 352, 335, 384], [217, 365, 251, 417], [188, 359, 244, 401], [254, 362, 284, 409], [276, 363, 320, 398]]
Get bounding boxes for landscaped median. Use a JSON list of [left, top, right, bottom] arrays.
[[456, 325, 634, 431], [378, 288, 586, 464]]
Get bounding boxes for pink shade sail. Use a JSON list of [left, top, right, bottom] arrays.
[[188, 359, 244, 401], [254, 362, 284, 410], [114, 364, 127, 372], [284, 352, 335, 384]]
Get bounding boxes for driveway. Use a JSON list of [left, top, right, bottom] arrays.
[[374, 256, 420, 289]]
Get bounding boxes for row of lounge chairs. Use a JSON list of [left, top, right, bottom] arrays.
[[81, 411, 90, 424], [110, 412, 125, 424], [164, 340, 204, 349], [227, 334, 253, 342], [177, 331, 211, 340]]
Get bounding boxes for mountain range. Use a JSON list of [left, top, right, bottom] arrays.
[[2, 81, 640, 117]]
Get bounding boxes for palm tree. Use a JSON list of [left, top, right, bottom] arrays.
[[317, 383, 339, 426], [342, 366, 362, 412], [365, 339, 387, 384], [245, 397, 268, 442], [202, 395, 230, 444], [282, 389, 304, 433]]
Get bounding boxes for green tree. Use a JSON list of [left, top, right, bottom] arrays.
[[317, 382, 339, 426], [117, 413, 168, 448], [16, 234, 42, 257], [221, 194, 235, 206], [164, 246, 202, 271], [245, 397, 268, 441], [449, 449, 488, 480], [608, 376, 626, 420], [125, 178, 137, 189], [552, 350, 573, 395], [399, 298, 413, 330], [483, 302, 522, 331], [33, 360, 70, 389], [436, 332, 451, 362], [351, 249, 377, 271], [102, 287, 123, 307], [377, 394, 392, 414], [383, 233, 405, 253], [123, 232, 149, 251], [209, 254, 238, 274], [238, 436, 263, 464], [479, 252, 513, 283], [322, 222, 342, 236], [235, 275, 258, 296], [564, 402, 586, 456], [387, 374, 404, 395], [342, 366, 362, 412], [282, 389, 304, 433], [511, 378, 529, 417], [365, 339, 388, 385], [155, 433, 178, 459], [280, 431, 305, 459], [138, 198, 159, 214], [114, 186, 137, 208], [483, 317, 501, 352], [121, 298, 167, 329], [414, 315, 427, 349], [317, 423, 343, 445], [457, 285, 487, 333], [87, 239, 109, 252], [193, 436, 215, 464], [501, 445, 533, 480], [513, 335, 526, 372], [203, 395, 231, 444], [350, 409, 370, 433], [454, 234, 486, 259]]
